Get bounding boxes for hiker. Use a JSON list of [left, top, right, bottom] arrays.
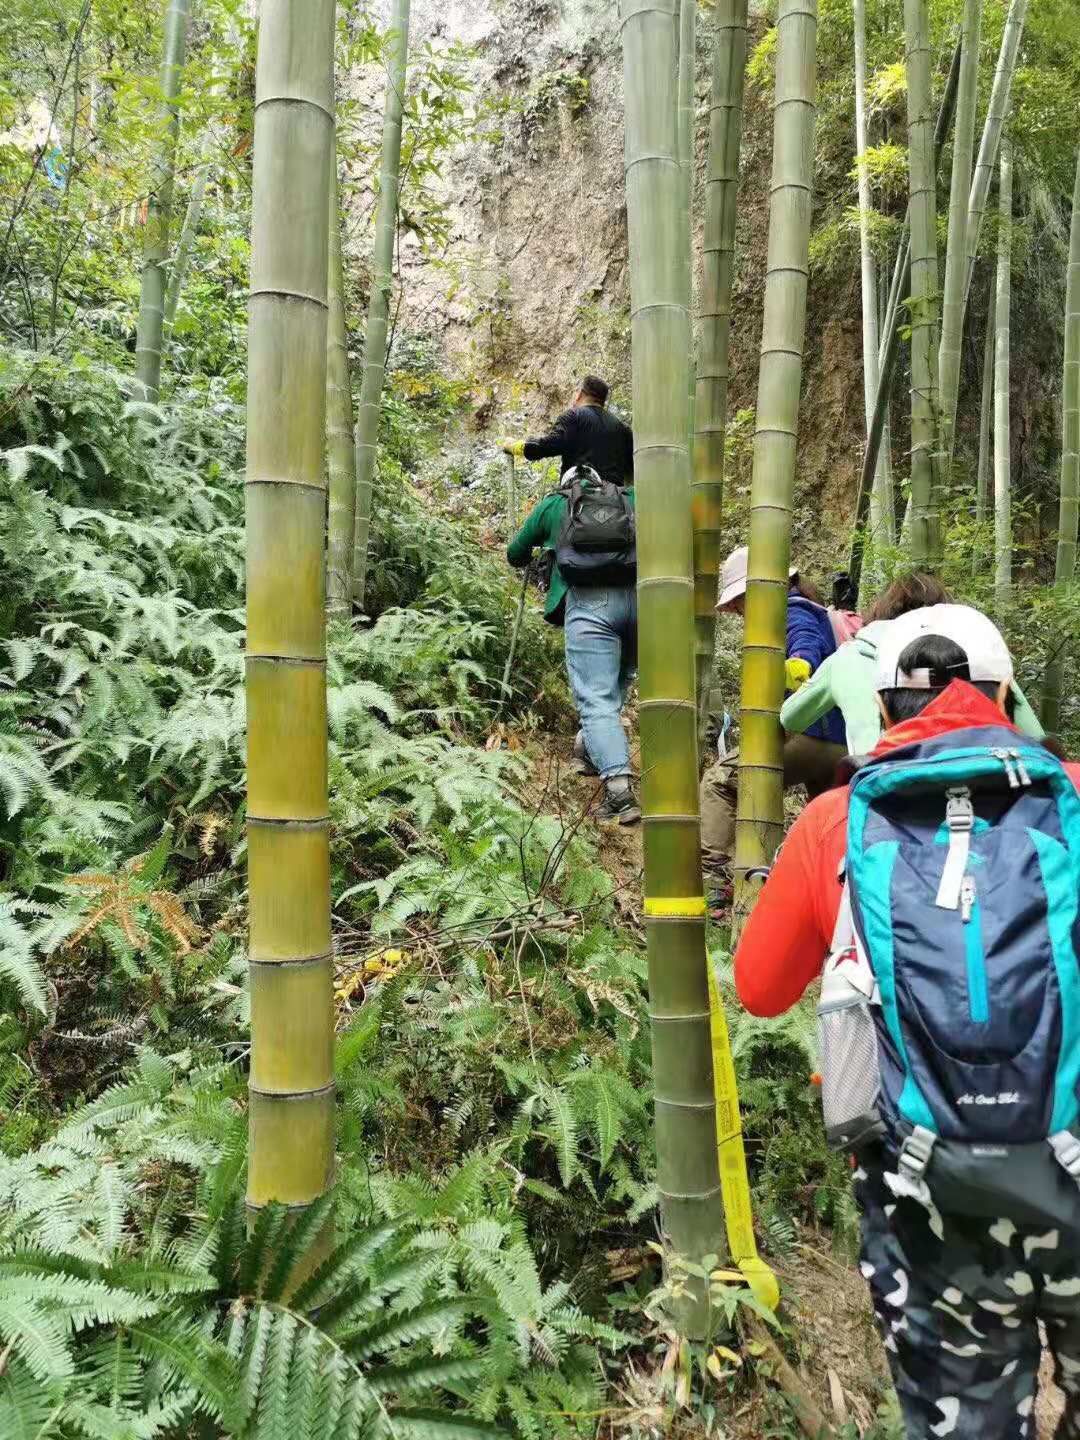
[[500, 373, 634, 487], [503, 377, 639, 825], [700, 546, 846, 880], [735, 604, 1080, 1439], [780, 572, 1047, 754]]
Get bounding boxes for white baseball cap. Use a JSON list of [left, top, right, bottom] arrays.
[[717, 545, 798, 611], [873, 604, 1014, 692]]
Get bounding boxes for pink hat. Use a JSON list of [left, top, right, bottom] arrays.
[[717, 545, 799, 611]]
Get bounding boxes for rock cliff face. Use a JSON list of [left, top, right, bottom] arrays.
[[375, 0, 866, 533]]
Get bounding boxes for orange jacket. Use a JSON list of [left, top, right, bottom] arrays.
[[734, 681, 1080, 1018]]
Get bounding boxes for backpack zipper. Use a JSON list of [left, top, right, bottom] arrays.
[[990, 747, 1019, 788], [960, 877, 989, 1024], [1011, 748, 1032, 786]]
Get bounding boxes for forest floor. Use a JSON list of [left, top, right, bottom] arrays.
[[520, 729, 1065, 1438]]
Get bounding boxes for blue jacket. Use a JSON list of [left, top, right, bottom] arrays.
[[786, 597, 844, 744]]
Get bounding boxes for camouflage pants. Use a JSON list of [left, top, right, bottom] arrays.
[[857, 1158, 1080, 1438]]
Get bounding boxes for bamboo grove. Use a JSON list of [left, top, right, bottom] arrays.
[[4, 1, 1080, 1420]]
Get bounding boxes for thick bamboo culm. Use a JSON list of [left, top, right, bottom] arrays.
[[733, 0, 818, 927], [904, 0, 941, 566], [1043, 147, 1080, 730], [353, 0, 411, 611], [134, 0, 193, 402], [936, 0, 981, 471], [327, 158, 358, 615], [245, 0, 337, 1217], [852, 0, 891, 573], [620, 0, 724, 1336], [693, 0, 748, 733], [960, 0, 1028, 316], [993, 140, 1013, 610]]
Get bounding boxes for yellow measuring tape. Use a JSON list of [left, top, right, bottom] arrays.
[[707, 955, 781, 1312], [645, 896, 780, 1311]]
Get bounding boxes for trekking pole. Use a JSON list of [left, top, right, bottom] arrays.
[[495, 566, 529, 725], [506, 451, 518, 535]]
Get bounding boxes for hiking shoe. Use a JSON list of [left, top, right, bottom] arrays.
[[571, 731, 599, 776], [596, 776, 641, 825]]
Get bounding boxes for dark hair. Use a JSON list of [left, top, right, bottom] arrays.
[[880, 634, 1015, 725], [579, 374, 609, 405], [788, 574, 827, 606], [862, 572, 953, 625]]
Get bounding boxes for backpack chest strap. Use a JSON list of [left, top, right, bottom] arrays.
[[935, 786, 974, 911]]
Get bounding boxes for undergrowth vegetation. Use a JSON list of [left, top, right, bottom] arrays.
[[0, 338, 857, 1436]]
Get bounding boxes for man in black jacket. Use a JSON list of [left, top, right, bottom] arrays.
[[500, 375, 634, 486]]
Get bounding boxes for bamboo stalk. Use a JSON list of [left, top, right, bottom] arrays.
[[1042, 146, 1080, 730], [961, 0, 1028, 315], [679, 0, 698, 441], [853, 0, 891, 568], [993, 139, 1013, 610], [353, 0, 411, 611], [975, 309, 994, 531], [245, 0, 336, 1218], [620, 0, 724, 1337], [846, 35, 962, 595], [163, 142, 211, 334], [327, 155, 357, 616], [693, 0, 748, 735], [134, 0, 193, 402], [733, 0, 818, 927], [904, 0, 941, 566], [937, 0, 981, 472]]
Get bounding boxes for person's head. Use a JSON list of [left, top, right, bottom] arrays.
[[574, 374, 609, 408], [873, 604, 1015, 728], [862, 572, 953, 626], [717, 544, 805, 616]]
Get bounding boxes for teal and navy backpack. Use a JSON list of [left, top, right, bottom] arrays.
[[818, 723, 1080, 1231]]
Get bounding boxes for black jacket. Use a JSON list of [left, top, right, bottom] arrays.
[[523, 403, 634, 487]]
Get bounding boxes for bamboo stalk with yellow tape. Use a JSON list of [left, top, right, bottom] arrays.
[[621, 0, 726, 1337]]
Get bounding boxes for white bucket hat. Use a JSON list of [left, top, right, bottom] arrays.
[[717, 545, 798, 611], [873, 604, 1014, 692]]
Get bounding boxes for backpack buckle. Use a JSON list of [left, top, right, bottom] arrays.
[[899, 1125, 936, 1180], [944, 787, 974, 832], [1050, 1132, 1080, 1185]]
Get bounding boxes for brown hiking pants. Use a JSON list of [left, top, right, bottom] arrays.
[[699, 734, 846, 878]]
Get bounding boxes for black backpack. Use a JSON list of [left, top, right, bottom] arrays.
[[554, 466, 636, 586]]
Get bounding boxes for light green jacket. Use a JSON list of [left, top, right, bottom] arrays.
[[780, 619, 1045, 754]]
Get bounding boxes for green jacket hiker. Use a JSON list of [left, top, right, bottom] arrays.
[[779, 617, 1046, 753], [506, 486, 636, 626]]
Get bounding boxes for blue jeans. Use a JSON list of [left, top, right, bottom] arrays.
[[564, 585, 637, 778]]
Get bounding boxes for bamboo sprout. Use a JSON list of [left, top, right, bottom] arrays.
[[163, 141, 211, 334], [134, 0, 193, 402], [961, 0, 1028, 316], [853, 0, 892, 575], [937, 0, 981, 470], [733, 0, 818, 925], [620, 0, 724, 1334], [904, 0, 941, 565], [693, 0, 748, 733], [327, 157, 357, 615], [993, 140, 1013, 610], [245, 0, 336, 1218], [1042, 147, 1080, 730], [353, 0, 411, 610]]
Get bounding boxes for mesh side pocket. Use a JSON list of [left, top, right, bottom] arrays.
[[818, 999, 883, 1151]]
